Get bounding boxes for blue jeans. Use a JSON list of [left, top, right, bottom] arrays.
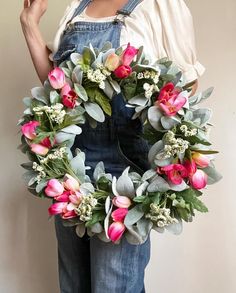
[[54, 215, 151, 293]]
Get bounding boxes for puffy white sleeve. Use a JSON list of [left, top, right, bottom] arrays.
[[154, 0, 205, 83]]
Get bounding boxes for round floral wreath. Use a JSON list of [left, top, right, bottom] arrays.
[[17, 42, 222, 244]]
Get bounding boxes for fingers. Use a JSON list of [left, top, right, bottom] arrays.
[[23, 0, 30, 8]]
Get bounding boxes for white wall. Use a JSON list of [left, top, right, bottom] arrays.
[[0, 1, 235, 292]]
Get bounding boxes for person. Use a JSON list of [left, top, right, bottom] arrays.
[[20, 0, 205, 292]]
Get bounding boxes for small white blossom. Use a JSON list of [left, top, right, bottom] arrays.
[[32, 103, 66, 124], [180, 125, 197, 137], [75, 194, 98, 222], [145, 203, 178, 228], [160, 130, 189, 158]]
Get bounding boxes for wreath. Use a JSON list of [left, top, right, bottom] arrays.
[[17, 42, 222, 244]]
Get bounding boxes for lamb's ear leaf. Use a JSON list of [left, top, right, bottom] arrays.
[[84, 102, 105, 122]]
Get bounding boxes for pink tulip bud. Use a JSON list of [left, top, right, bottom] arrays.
[[69, 191, 83, 205], [48, 202, 67, 216], [112, 196, 131, 208], [111, 208, 128, 222], [45, 179, 64, 197], [63, 174, 80, 192], [61, 83, 72, 96], [30, 143, 49, 156], [192, 152, 210, 168], [21, 121, 40, 140], [48, 67, 66, 89], [113, 65, 132, 79], [105, 53, 120, 71], [190, 169, 208, 189], [55, 190, 71, 202], [121, 43, 139, 66], [108, 221, 126, 242]]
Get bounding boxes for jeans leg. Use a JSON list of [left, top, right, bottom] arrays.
[[90, 233, 151, 293], [54, 214, 91, 293]]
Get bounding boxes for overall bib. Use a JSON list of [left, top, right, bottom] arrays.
[[53, 1, 151, 292]]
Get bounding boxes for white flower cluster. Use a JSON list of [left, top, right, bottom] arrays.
[[137, 70, 160, 84], [87, 64, 110, 90], [180, 125, 197, 137], [33, 103, 66, 124], [161, 131, 189, 158], [75, 194, 98, 222], [143, 83, 159, 99], [145, 203, 178, 228], [32, 161, 46, 183], [39, 147, 67, 164]]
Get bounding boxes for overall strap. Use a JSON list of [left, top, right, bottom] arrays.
[[69, 0, 92, 21], [117, 0, 143, 16]]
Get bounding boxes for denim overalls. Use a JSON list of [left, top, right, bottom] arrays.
[[53, 1, 151, 292]]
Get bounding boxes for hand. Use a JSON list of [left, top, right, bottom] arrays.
[[20, 0, 48, 26]]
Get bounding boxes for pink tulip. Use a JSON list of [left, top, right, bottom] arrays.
[[183, 159, 197, 177], [30, 143, 49, 156], [54, 190, 71, 202], [21, 121, 40, 140], [108, 221, 126, 242], [63, 174, 80, 192], [190, 169, 208, 189], [45, 179, 64, 197], [111, 208, 128, 222], [105, 53, 120, 71], [121, 43, 139, 66], [113, 65, 132, 79], [192, 152, 210, 168], [61, 83, 72, 96], [112, 196, 132, 208], [158, 164, 188, 185], [69, 191, 83, 205], [48, 67, 66, 89], [48, 202, 68, 216]]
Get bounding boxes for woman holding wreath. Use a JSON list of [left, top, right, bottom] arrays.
[[20, 0, 205, 292]]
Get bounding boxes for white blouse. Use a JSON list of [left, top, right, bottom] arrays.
[[47, 0, 205, 83]]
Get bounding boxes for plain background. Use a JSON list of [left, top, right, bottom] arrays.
[[0, 0, 235, 292]]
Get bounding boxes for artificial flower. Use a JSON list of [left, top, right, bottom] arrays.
[[112, 196, 132, 208], [190, 169, 208, 189], [63, 174, 80, 192], [105, 53, 120, 71], [121, 43, 139, 66], [113, 65, 132, 79], [111, 208, 128, 222], [30, 143, 49, 156], [158, 163, 188, 185], [21, 120, 40, 140], [48, 67, 66, 89], [45, 179, 64, 197], [108, 221, 126, 242], [192, 152, 210, 168]]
